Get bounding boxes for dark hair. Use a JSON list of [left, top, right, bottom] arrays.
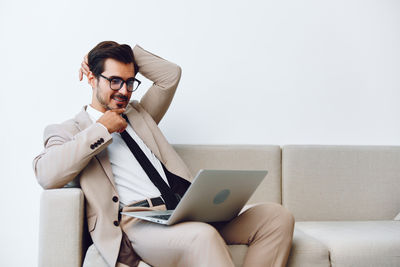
[[88, 41, 139, 78]]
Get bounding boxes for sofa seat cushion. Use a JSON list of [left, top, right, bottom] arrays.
[[287, 228, 330, 267], [83, 243, 248, 267], [296, 221, 400, 267]]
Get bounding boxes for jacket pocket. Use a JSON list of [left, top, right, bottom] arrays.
[[87, 215, 97, 232]]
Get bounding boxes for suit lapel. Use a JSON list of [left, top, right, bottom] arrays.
[[74, 107, 93, 132], [74, 106, 116, 189], [95, 149, 116, 189]]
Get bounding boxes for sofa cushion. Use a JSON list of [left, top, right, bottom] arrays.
[[287, 228, 330, 267], [296, 221, 400, 267], [282, 145, 400, 221], [174, 145, 282, 204]]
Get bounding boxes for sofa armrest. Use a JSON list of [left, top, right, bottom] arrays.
[[39, 188, 85, 267]]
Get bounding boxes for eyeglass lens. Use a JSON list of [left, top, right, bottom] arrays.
[[110, 78, 139, 91]]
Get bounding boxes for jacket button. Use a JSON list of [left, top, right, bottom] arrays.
[[113, 220, 119, 226], [90, 144, 95, 149], [112, 196, 118, 202]]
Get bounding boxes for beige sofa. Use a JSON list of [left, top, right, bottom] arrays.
[[38, 145, 400, 267]]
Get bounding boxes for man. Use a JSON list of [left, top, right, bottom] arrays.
[[33, 41, 294, 267]]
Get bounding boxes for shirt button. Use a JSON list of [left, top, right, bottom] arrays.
[[100, 138, 104, 143], [112, 196, 118, 202], [113, 220, 119, 226], [90, 144, 95, 149]]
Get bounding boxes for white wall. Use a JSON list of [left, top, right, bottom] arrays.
[[0, 0, 399, 265]]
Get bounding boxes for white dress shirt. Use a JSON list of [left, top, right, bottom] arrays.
[[86, 104, 169, 205]]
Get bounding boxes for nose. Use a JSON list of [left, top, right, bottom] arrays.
[[119, 82, 129, 95]]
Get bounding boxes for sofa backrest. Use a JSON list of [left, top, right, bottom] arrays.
[[282, 145, 400, 221], [174, 145, 282, 204]]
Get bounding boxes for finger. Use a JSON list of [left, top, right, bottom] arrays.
[[117, 126, 126, 133], [80, 67, 89, 78], [81, 62, 90, 73], [81, 68, 88, 77], [112, 108, 126, 114], [82, 63, 90, 72], [79, 69, 83, 81]]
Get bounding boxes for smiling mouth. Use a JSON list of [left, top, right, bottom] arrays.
[[112, 95, 128, 103]]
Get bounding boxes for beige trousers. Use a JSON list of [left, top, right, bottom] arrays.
[[120, 203, 294, 267]]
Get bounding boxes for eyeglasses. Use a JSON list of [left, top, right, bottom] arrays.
[[99, 74, 141, 92]]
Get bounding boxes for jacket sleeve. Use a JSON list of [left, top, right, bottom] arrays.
[[32, 122, 112, 189], [134, 45, 182, 124]]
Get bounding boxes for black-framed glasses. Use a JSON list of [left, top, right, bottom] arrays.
[[99, 74, 141, 92]]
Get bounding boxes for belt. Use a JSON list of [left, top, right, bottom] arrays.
[[126, 197, 164, 208], [118, 197, 164, 222]]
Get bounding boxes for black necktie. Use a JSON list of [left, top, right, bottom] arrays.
[[119, 114, 179, 209]]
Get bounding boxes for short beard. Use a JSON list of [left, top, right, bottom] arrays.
[[96, 85, 113, 111]]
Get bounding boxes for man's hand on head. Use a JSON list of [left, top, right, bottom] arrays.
[[97, 108, 128, 134], [79, 54, 90, 81]]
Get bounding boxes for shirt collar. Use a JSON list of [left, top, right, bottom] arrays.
[[86, 104, 104, 123]]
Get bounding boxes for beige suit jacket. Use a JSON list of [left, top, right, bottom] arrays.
[[33, 45, 193, 267]]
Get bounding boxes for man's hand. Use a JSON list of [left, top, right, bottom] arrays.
[[79, 54, 90, 81], [97, 108, 127, 134]]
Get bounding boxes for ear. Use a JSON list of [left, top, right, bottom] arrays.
[[87, 71, 97, 89]]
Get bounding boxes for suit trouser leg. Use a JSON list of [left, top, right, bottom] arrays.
[[120, 202, 294, 267], [215, 203, 295, 267], [121, 217, 234, 267]]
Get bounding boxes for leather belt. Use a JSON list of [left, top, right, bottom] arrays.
[[128, 197, 164, 208]]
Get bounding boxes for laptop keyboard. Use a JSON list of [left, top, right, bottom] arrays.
[[149, 214, 171, 220]]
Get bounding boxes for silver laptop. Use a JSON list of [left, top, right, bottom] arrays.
[[121, 169, 267, 225]]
